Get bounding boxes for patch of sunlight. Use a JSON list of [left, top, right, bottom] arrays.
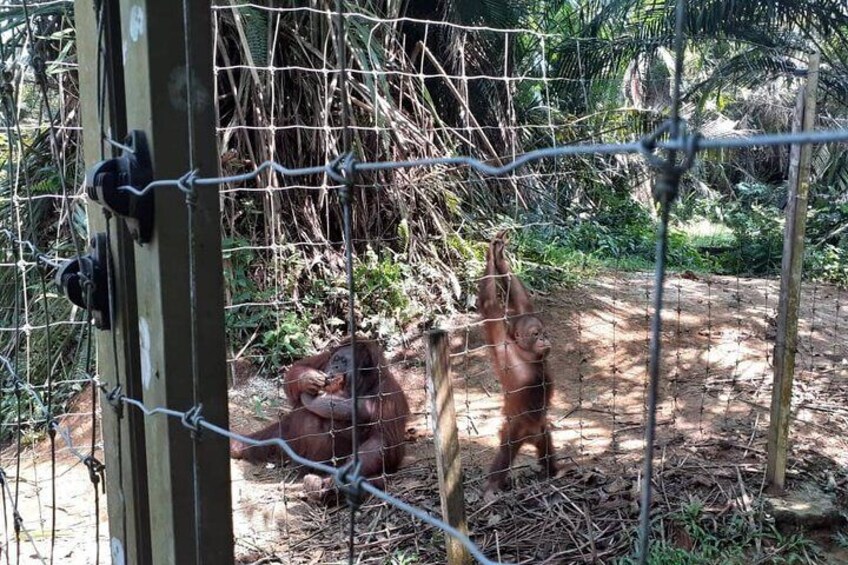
[[682, 218, 736, 248]]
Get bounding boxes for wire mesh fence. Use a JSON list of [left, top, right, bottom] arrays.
[[0, 1, 113, 562], [210, 4, 848, 563], [1, 0, 848, 564]]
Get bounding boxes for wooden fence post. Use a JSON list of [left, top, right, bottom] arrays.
[[426, 329, 472, 565], [75, 1, 152, 562], [766, 52, 820, 493], [117, 0, 234, 562]]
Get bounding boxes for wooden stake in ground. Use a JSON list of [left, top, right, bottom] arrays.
[[766, 52, 820, 493], [427, 329, 472, 565]]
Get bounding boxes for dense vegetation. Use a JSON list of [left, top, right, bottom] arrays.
[[214, 0, 848, 367], [2, 0, 848, 426]]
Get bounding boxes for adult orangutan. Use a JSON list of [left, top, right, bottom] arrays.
[[477, 231, 558, 499], [230, 339, 409, 503]]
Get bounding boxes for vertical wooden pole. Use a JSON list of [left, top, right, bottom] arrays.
[[74, 1, 152, 563], [766, 52, 820, 493], [118, 0, 234, 563], [426, 329, 471, 565]]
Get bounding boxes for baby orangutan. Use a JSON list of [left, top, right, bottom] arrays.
[[477, 231, 559, 499]]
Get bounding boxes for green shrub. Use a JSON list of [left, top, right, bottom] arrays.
[[617, 499, 818, 565]]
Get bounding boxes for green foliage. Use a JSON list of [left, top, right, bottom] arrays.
[[261, 311, 313, 367], [673, 181, 848, 285], [804, 181, 848, 286], [354, 246, 413, 333], [717, 183, 786, 276], [0, 137, 87, 439], [222, 240, 422, 372], [509, 224, 596, 289], [666, 228, 718, 272], [513, 202, 709, 276], [618, 499, 819, 565], [0, 265, 89, 440], [487, 170, 848, 292], [223, 239, 314, 369], [475, 204, 715, 296], [806, 244, 848, 287]]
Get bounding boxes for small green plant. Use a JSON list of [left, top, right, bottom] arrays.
[[262, 311, 313, 368], [384, 550, 420, 565], [354, 246, 415, 337], [249, 394, 280, 419]]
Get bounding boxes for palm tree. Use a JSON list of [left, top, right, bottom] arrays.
[[538, 0, 848, 191], [547, 0, 848, 108]]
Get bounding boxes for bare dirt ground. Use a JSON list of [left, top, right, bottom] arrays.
[[4, 272, 848, 564]]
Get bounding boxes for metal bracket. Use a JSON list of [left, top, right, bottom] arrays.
[[86, 130, 154, 244], [55, 233, 112, 330]]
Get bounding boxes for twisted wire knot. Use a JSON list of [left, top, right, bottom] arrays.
[[327, 152, 357, 194], [181, 404, 204, 437], [335, 460, 365, 508], [638, 118, 701, 204], [84, 455, 106, 493]]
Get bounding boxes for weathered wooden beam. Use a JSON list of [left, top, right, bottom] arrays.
[[117, 0, 233, 562], [766, 52, 820, 493], [74, 1, 152, 562], [427, 329, 472, 565]]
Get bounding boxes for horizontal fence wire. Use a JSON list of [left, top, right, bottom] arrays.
[[110, 127, 848, 197]]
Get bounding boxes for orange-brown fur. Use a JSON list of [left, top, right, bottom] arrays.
[[231, 339, 409, 503], [477, 232, 558, 496]]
